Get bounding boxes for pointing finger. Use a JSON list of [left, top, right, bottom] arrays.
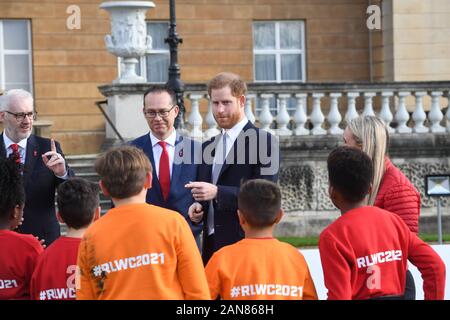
[[51, 139, 56, 153]]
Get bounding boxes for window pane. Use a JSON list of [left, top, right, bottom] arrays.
[[146, 54, 169, 82], [3, 20, 29, 50], [255, 55, 276, 81], [280, 21, 302, 49], [147, 23, 169, 50], [253, 23, 275, 50], [281, 54, 302, 81], [5, 83, 30, 92], [5, 54, 30, 83]]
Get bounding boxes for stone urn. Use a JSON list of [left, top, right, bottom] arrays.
[[100, 1, 155, 83]]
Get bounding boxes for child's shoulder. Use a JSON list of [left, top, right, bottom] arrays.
[[1, 231, 42, 252]]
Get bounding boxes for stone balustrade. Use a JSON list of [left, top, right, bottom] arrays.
[[183, 81, 450, 139]]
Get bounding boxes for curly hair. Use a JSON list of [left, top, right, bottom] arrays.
[[327, 146, 374, 203], [0, 158, 25, 222]]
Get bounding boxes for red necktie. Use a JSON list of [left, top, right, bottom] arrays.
[[158, 141, 170, 201], [10, 143, 22, 165]]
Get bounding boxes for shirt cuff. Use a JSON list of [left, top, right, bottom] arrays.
[[55, 170, 69, 180]]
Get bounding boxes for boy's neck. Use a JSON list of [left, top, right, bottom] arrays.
[[339, 201, 367, 215], [112, 192, 147, 208], [65, 227, 88, 239], [244, 226, 275, 239]]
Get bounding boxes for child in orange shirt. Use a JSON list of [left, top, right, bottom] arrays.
[[30, 178, 100, 300], [76, 146, 210, 300], [0, 158, 44, 299], [205, 179, 318, 300]]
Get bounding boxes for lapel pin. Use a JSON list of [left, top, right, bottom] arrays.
[[179, 149, 183, 157], [33, 150, 37, 157]]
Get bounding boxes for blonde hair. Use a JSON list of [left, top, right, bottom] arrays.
[[347, 116, 389, 205]]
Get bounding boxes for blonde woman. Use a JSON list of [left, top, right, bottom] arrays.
[[343, 115, 421, 300]]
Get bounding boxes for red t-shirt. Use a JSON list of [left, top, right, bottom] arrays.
[[0, 230, 44, 300], [30, 236, 81, 300], [319, 206, 446, 300]]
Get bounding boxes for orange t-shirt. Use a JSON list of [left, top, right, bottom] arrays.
[[205, 238, 318, 300], [76, 203, 210, 300]]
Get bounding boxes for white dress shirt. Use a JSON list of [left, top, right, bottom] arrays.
[[208, 116, 248, 235], [2, 131, 68, 179], [3, 132, 28, 164], [149, 129, 176, 179]]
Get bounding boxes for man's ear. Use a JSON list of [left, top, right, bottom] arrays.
[[239, 94, 246, 108], [56, 212, 64, 224], [274, 208, 284, 224], [144, 172, 152, 189], [237, 209, 247, 226], [99, 180, 110, 197]]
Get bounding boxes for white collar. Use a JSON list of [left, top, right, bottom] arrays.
[[221, 117, 248, 141], [149, 129, 177, 148], [2, 131, 28, 150]]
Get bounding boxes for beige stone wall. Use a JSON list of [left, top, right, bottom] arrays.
[[1, 0, 372, 154], [382, 0, 450, 81]]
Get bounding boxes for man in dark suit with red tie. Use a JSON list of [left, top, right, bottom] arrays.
[[0, 89, 74, 246], [186, 72, 279, 264], [130, 86, 202, 247]]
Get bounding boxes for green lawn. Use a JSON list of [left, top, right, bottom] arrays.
[[277, 234, 450, 248]]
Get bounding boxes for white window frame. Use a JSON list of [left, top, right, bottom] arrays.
[[116, 21, 170, 83], [253, 20, 306, 83], [0, 19, 33, 94]]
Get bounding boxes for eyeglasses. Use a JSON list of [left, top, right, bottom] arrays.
[[5, 111, 37, 121], [143, 105, 176, 119]]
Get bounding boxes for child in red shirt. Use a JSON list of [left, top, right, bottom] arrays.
[[205, 179, 318, 300], [0, 158, 44, 300], [319, 146, 446, 300], [30, 178, 100, 300]]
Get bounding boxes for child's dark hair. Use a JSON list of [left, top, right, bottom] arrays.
[[238, 179, 281, 228], [327, 146, 374, 203], [0, 158, 25, 221], [56, 178, 100, 229]]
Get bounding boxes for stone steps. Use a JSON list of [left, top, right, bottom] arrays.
[[65, 154, 112, 214]]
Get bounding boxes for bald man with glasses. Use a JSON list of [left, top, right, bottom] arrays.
[[0, 89, 74, 246], [129, 85, 202, 248]]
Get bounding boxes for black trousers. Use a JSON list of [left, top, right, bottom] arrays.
[[202, 233, 215, 266], [403, 269, 416, 300]]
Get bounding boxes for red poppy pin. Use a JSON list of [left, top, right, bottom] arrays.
[[33, 150, 37, 157], [179, 149, 183, 157]]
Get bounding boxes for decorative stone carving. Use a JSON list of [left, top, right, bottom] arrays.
[[100, 1, 155, 83]]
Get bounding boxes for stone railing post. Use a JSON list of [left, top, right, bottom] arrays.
[[311, 93, 326, 135], [259, 94, 275, 135], [395, 91, 412, 133], [379, 91, 394, 133], [204, 95, 220, 140], [245, 94, 256, 124], [363, 92, 376, 117], [429, 91, 445, 133], [412, 91, 428, 133], [276, 94, 292, 136], [187, 93, 203, 139], [327, 93, 343, 135], [294, 93, 309, 135], [345, 92, 359, 125]]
